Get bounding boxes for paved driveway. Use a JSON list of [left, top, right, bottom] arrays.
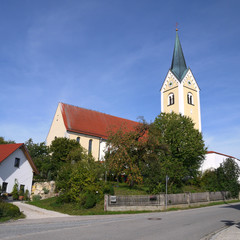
[[12, 201, 70, 219]]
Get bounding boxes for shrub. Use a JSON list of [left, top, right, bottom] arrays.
[[24, 190, 30, 201], [0, 201, 21, 218], [43, 187, 49, 194], [12, 183, 19, 200], [103, 184, 115, 195], [32, 195, 41, 201], [83, 192, 97, 209]]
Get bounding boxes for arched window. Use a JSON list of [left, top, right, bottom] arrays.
[[76, 137, 80, 143], [187, 92, 193, 105], [88, 139, 92, 155], [168, 93, 174, 106]]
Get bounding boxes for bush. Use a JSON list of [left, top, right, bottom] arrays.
[[43, 187, 49, 194], [103, 184, 115, 195], [32, 195, 41, 201], [12, 183, 19, 200], [24, 190, 30, 201], [0, 201, 21, 218], [83, 192, 97, 209]]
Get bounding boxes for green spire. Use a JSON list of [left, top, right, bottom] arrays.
[[170, 30, 188, 81]]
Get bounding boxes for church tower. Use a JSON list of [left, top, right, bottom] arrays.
[[160, 30, 201, 131]]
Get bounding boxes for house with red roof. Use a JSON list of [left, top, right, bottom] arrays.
[[201, 151, 240, 174], [46, 102, 139, 161], [0, 143, 38, 194]]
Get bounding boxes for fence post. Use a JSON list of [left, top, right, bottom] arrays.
[[104, 194, 108, 211], [187, 192, 190, 207]]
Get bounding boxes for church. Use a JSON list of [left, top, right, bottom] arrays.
[[46, 30, 239, 170]]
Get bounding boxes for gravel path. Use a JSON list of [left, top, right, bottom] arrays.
[[12, 201, 70, 219]]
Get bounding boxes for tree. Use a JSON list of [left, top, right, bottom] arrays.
[[151, 112, 207, 190], [200, 169, 219, 192], [217, 158, 240, 197], [106, 122, 149, 187], [0, 137, 15, 144], [25, 138, 51, 180], [48, 137, 81, 180], [56, 147, 104, 206]]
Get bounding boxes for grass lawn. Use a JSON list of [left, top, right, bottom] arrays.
[[27, 197, 151, 215]]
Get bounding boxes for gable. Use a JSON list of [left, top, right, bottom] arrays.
[[161, 70, 180, 93], [60, 103, 139, 139], [182, 69, 200, 92], [0, 144, 38, 173], [0, 143, 23, 163]]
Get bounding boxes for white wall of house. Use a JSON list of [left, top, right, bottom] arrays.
[[0, 148, 33, 193], [201, 152, 240, 174]]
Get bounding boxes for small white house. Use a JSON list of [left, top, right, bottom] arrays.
[[0, 143, 38, 194], [201, 151, 240, 173]]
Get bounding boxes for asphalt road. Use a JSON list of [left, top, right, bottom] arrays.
[[1, 203, 240, 240]]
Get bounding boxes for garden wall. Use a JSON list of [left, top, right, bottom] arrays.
[[104, 191, 236, 211], [31, 181, 56, 200]]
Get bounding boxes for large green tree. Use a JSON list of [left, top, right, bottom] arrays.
[[106, 122, 149, 186], [149, 112, 207, 190], [25, 138, 50, 180], [48, 137, 81, 180], [56, 147, 104, 207], [217, 158, 240, 197]]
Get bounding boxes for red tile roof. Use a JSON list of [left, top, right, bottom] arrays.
[[207, 151, 239, 161], [60, 103, 139, 139], [0, 143, 39, 173]]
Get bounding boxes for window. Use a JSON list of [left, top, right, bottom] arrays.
[[14, 158, 20, 168], [76, 137, 80, 143], [2, 182, 8, 193], [187, 92, 193, 105], [88, 139, 92, 155], [168, 93, 174, 106]]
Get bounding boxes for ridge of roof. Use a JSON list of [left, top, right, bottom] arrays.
[[60, 102, 139, 139], [170, 31, 188, 81]]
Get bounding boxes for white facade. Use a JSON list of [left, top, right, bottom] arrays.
[[0, 148, 34, 194], [201, 151, 240, 173]]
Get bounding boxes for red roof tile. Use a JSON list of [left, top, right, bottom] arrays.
[[60, 103, 139, 139], [0, 143, 39, 173]]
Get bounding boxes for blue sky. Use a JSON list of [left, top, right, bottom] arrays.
[[0, 0, 240, 158]]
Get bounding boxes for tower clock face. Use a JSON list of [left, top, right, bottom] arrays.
[[169, 81, 173, 87], [188, 80, 191, 86]]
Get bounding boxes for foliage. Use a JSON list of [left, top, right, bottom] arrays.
[[24, 190, 30, 201], [147, 112, 207, 191], [200, 169, 219, 192], [25, 138, 51, 180], [0, 201, 21, 220], [32, 195, 42, 201], [0, 136, 15, 144], [43, 187, 49, 194], [48, 137, 81, 180], [106, 122, 149, 187], [12, 183, 19, 200], [103, 184, 115, 195], [216, 158, 240, 197], [83, 192, 97, 209], [56, 146, 104, 206]]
